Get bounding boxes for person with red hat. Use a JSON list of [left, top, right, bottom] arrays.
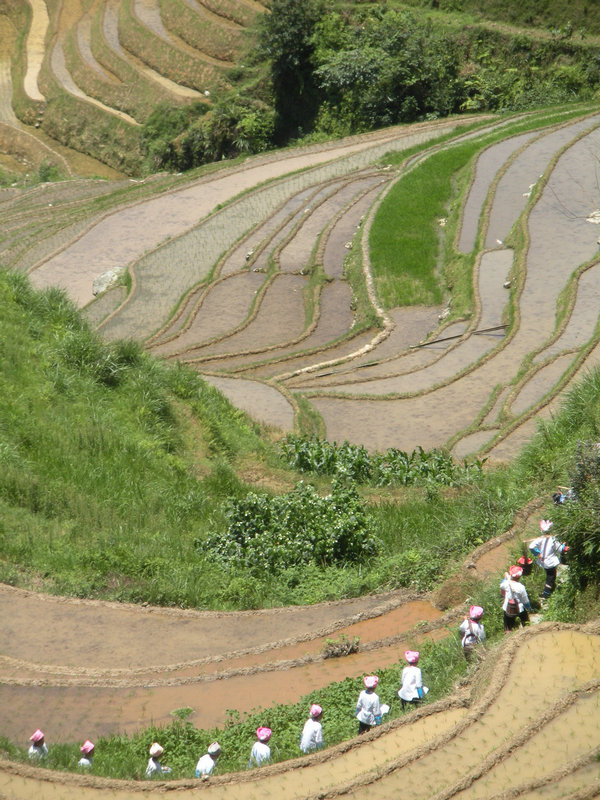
[[300, 704, 324, 754], [356, 675, 381, 735], [398, 651, 428, 710], [28, 729, 48, 761], [500, 565, 532, 633], [78, 740, 95, 769], [248, 727, 271, 768], [459, 605, 486, 661]]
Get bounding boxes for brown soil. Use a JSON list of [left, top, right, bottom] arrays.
[[0, 500, 539, 748]]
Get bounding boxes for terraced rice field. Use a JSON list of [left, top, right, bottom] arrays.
[[0, 0, 268, 175], [7, 498, 600, 800], [3, 25, 600, 795], [13, 107, 600, 465]]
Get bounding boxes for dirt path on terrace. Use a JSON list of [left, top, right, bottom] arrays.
[[2, 625, 599, 800], [0, 499, 543, 745], [23, 0, 47, 102]]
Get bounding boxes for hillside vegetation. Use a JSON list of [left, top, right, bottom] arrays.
[[1, 266, 599, 613], [2, 265, 600, 780], [3, 0, 600, 177]]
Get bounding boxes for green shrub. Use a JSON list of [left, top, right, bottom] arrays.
[[200, 480, 379, 572], [280, 434, 485, 487]]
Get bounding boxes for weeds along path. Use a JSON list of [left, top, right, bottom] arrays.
[[0, 500, 542, 746], [1, 625, 599, 800]]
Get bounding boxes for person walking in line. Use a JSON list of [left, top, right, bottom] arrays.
[[28, 729, 48, 761], [356, 675, 381, 734], [195, 742, 222, 778], [145, 742, 172, 777], [248, 727, 271, 768], [459, 605, 486, 661], [500, 565, 532, 632], [398, 651, 428, 710], [78, 740, 95, 769], [529, 519, 569, 600], [300, 704, 324, 753]]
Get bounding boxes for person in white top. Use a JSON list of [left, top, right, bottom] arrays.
[[248, 727, 271, 768], [459, 605, 486, 661], [78, 740, 94, 769], [195, 741, 221, 778], [398, 650, 428, 710], [28, 729, 48, 761], [356, 675, 381, 734], [300, 704, 324, 753], [529, 519, 568, 599], [500, 565, 532, 632], [145, 742, 172, 777]]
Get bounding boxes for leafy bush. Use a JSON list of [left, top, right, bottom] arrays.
[[201, 480, 379, 573], [551, 440, 600, 589], [280, 434, 485, 487]]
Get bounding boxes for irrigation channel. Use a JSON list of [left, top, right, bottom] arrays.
[[4, 109, 600, 798]]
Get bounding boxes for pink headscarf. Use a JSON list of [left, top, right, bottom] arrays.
[[540, 519, 553, 533], [509, 565, 523, 579], [80, 740, 94, 755], [256, 727, 271, 742], [149, 743, 164, 757], [469, 605, 484, 620], [30, 730, 44, 744], [363, 675, 379, 689], [405, 650, 420, 664], [310, 704, 323, 718]]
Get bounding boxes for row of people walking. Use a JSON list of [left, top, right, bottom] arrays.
[[27, 518, 567, 778], [26, 650, 429, 778]]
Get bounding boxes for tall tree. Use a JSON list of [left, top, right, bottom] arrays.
[[259, 0, 324, 141]]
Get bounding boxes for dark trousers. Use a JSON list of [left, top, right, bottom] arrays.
[[543, 567, 557, 598], [503, 609, 529, 632], [400, 699, 420, 711], [358, 721, 372, 734]]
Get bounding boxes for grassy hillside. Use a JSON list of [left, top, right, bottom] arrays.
[[2, 267, 600, 612], [397, 0, 600, 36]]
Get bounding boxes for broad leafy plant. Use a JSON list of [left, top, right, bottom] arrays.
[[201, 480, 379, 573]]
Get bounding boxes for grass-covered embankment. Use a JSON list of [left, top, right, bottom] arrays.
[[0, 265, 596, 611]]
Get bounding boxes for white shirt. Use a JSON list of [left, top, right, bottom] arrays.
[[459, 619, 486, 648], [529, 536, 564, 569], [356, 689, 381, 726], [78, 757, 93, 769], [195, 753, 216, 776], [500, 578, 530, 613], [300, 718, 323, 753], [28, 743, 48, 761], [248, 740, 270, 767], [146, 757, 170, 777], [398, 665, 423, 701]]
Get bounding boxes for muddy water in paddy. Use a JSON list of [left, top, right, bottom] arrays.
[[309, 117, 600, 451], [149, 272, 267, 356], [31, 121, 465, 308], [2, 629, 599, 800], [204, 282, 355, 375], [0, 600, 444, 742]]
